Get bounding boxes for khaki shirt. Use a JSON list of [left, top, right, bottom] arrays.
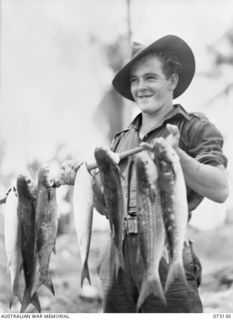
[[110, 104, 227, 217]]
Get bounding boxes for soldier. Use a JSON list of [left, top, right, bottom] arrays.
[[94, 35, 229, 312]]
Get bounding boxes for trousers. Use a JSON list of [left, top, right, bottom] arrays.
[[98, 234, 203, 313]]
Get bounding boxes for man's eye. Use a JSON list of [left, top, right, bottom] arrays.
[[147, 76, 156, 80], [130, 78, 137, 84]]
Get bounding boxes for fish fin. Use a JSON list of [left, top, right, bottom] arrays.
[[53, 245, 56, 254], [117, 246, 125, 273], [43, 274, 55, 295], [9, 278, 23, 308], [9, 291, 14, 309], [31, 272, 41, 297], [164, 262, 188, 293], [110, 244, 125, 280], [32, 272, 55, 296], [31, 292, 41, 313], [137, 274, 166, 311], [162, 246, 169, 264], [81, 260, 91, 288], [9, 289, 16, 309], [20, 287, 31, 313]]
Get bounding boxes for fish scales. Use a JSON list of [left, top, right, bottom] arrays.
[[135, 151, 166, 310], [94, 147, 125, 278], [4, 186, 23, 307], [32, 165, 58, 296], [73, 162, 94, 287], [37, 188, 57, 266], [17, 175, 41, 313], [153, 138, 189, 293]]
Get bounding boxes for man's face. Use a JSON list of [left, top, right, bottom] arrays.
[[130, 53, 178, 115]]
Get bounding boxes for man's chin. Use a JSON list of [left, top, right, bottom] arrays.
[[138, 103, 158, 113]]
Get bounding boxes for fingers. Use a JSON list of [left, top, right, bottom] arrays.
[[166, 123, 179, 137], [165, 124, 180, 151]]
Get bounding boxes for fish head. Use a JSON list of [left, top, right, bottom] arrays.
[[38, 161, 60, 187], [153, 138, 179, 164], [135, 151, 158, 192], [94, 147, 114, 173], [16, 173, 35, 199]]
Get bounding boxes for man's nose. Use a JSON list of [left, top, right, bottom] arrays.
[[137, 79, 147, 90]]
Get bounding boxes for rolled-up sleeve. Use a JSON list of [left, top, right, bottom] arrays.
[[187, 117, 228, 168]]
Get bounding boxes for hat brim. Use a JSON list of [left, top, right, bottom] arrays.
[[112, 35, 195, 100]]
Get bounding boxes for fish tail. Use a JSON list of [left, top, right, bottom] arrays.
[[9, 291, 14, 309], [165, 261, 188, 293], [110, 244, 125, 280], [115, 246, 125, 276], [31, 292, 41, 313], [9, 279, 23, 308], [80, 260, 91, 288], [31, 272, 41, 297], [53, 242, 56, 254], [119, 248, 125, 270], [137, 274, 166, 311], [43, 274, 55, 295], [20, 287, 32, 313], [32, 272, 55, 296]]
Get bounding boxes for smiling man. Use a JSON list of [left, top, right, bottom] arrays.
[[96, 35, 229, 313], [129, 52, 179, 137]]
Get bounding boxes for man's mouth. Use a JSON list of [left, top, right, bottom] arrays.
[[137, 94, 152, 99]]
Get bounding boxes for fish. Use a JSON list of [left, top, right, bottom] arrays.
[[4, 186, 23, 308], [73, 162, 94, 287], [153, 137, 189, 293], [92, 171, 107, 216], [32, 164, 58, 296], [17, 174, 41, 313], [94, 147, 125, 278], [135, 150, 166, 310]]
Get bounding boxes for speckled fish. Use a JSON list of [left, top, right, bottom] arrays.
[[32, 164, 58, 296], [153, 137, 188, 293], [73, 162, 94, 287], [94, 147, 125, 278], [135, 150, 166, 310], [17, 174, 41, 313], [4, 186, 23, 308]]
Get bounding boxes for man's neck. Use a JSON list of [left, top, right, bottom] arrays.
[[139, 104, 174, 139]]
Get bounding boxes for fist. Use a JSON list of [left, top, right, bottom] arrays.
[[166, 124, 180, 150]]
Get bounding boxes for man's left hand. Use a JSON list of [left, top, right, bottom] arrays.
[[166, 124, 180, 151]]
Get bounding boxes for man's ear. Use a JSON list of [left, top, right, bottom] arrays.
[[169, 73, 179, 91]]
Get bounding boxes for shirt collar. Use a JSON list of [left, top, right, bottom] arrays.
[[130, 104, 191, 131]]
